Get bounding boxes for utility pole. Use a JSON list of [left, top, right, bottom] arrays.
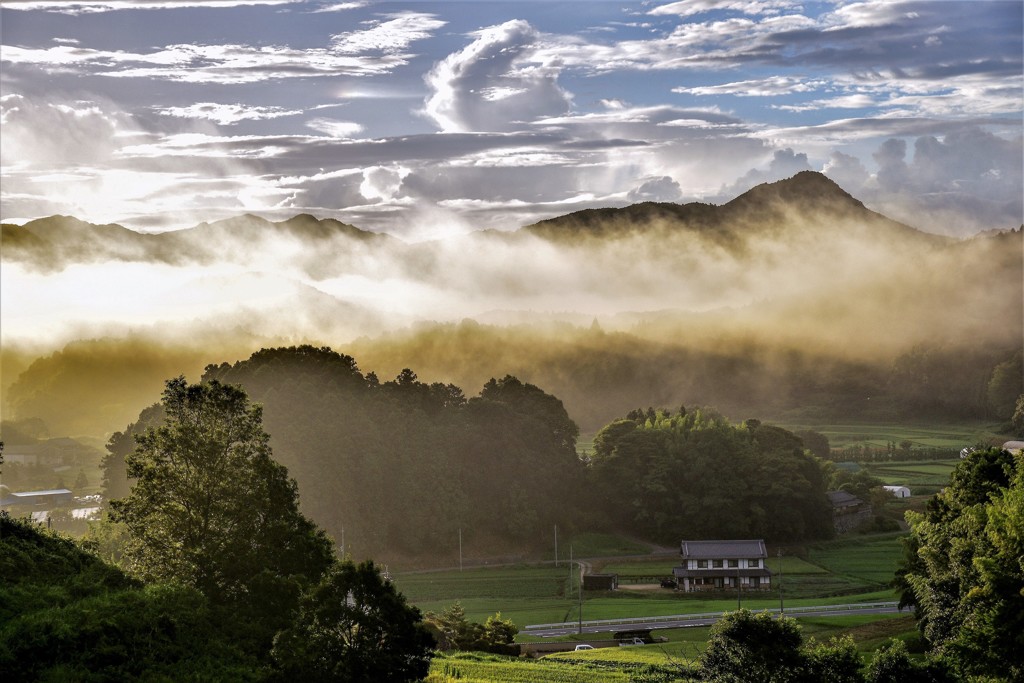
[[778, 549, 784, 615], [459, 528, 463, 573], [737, 566, 741, 609], [572, 545, 582, 635], [554, 524, 558, 567]]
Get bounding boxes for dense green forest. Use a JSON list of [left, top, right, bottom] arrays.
[[105, 347, 585, 561], [99, 346, 844, 562], [589, 409, 833, 543]]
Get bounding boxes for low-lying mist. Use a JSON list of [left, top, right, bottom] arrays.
[[2, 174, 1021, 437]]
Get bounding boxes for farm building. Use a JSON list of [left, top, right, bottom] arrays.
[[0, 488, 73, 508], [827, 490, 872, 533], [672, 539, 771, 592], [582, 573, 618, 590], [883, 485, 911, 498]]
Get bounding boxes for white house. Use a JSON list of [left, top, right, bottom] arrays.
[[883, 485, 911, 498], [672, 539, 771, 592]]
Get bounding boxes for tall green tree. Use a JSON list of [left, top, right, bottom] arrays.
[[270, 559, 433, 683], [110, 377, 334, 645], [899, 447, 1023, 681]]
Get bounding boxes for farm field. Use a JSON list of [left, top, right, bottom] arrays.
[[859, 460, 957, 493], [426, 613, 920, 682], [393, 531, 907, 627], [781, 420, 1003, 451]]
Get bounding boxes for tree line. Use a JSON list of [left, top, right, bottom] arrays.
[[101, 346, 839, 562]]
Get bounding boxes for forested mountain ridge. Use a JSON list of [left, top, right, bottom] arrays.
[[523, 171, 947, 245], [0, 212, 390, 271], [3, 172, 955, 272]]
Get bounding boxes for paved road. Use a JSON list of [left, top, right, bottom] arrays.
[[523, 602, 903, 637]]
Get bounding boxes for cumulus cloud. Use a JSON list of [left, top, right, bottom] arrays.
[[864, 129, 1024, 234], [423, 20, 572, 133], [627, 176, 683, 202], [359, 166, 408, 202], [0, 94, 127, 168], [821, 151, 870, 194], [721, 148, 813, 196]]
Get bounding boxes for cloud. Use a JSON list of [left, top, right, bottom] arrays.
[[649, 1, 803, 18], [0, 94, 126, 168], [627, 176, 682, 203], [674, 76, 824, 97], [310, 2, 365, 12], [359, 166, 408, 202], [1, 14, 445, 84], [774, 94, 877, 113], [863, 129, 1024, 234], [821, 151, 870, 194], [330, 12, 446, 54], [2, 0, 296, 13], [305, 118, 364, 138], [423, 20, 572, 133], [722, 148, 812, 196], [158, 102, 303, 125]]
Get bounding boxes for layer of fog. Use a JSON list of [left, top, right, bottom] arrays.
[[3, 206, 1020, 436], [3, 208, 1019, 356]]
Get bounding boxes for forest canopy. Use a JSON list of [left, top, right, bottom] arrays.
[[588, 407, 833, 543], [102, 347, 834, 563]]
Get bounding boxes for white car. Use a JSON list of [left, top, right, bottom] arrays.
[[574, 644, 594, 651]]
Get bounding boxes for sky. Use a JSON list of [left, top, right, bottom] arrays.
[[1, 0, 1022, 240]]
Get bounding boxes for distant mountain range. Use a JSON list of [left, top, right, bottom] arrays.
[[2, 172, 963, 271]]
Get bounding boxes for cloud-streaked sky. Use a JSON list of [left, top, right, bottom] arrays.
[[1, 0, 1021, 238]]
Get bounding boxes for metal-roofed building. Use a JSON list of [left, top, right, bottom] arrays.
[[672, 539, 771, 592], [0, 489, 73, 508]]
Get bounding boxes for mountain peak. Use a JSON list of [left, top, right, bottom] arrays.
[[725, 171, 863, 212]]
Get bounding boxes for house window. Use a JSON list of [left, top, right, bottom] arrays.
[[748, 559, 761, 568], [697, 560, 708, 568], [712, 560, 723, 568], [727, 559, 739, 568]]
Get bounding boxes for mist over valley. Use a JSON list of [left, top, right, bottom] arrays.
[[3, 172, 1021, 438]]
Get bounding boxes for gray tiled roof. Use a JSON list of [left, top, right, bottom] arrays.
[[679, 539, 767, 559], [826, 490, 863, 508]]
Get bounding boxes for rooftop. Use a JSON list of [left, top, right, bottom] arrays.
[[827, 490, 864, 507], [10, 489, 73, 497], [680, 539, 767, 559]]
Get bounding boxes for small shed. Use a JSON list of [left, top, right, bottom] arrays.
[[827, 490, 872, 533], [582, 573, 618, 590], [883, 485, 911, 498]]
